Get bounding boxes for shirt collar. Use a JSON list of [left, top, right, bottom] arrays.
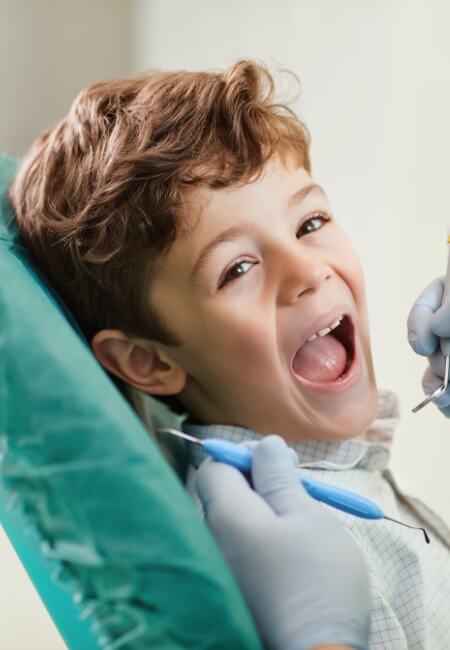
[[183, 389, 399, 471]]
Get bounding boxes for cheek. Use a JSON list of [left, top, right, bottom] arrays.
[[202, 310, 276, 379], [332, 230, 366, 305], [346, 253, 366, 304], [333, 234, 372, 345], [195, 317, 278, 408], [221, 314, 270, 357]]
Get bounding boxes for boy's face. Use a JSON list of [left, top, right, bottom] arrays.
[[144, 153, 378, 441]]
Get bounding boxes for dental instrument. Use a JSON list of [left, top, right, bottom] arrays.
[[158, 428, 430, 543], [412, 217, 450, 413]]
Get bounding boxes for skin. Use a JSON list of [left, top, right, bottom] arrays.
[[92, 153, 378, 442]]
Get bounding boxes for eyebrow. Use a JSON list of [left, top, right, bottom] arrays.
[[190, 183, 326, 282]]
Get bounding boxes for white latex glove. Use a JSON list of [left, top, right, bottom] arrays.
[[407, 276, 450, 413], [196, 435, 371, 650]]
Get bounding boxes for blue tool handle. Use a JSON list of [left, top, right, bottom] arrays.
[[202, 438, 384, 520], [300, 477, 383, 519], [203, 439, 253, 472]]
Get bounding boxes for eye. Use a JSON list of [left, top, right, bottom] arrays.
[[218, 211, 332, 289], [297, 212, 331, 236], [219, 260, 253, 289]]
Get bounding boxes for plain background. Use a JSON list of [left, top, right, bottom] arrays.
[[2, 1, 450, 647]]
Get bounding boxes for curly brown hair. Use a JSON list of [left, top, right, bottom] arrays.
[[10, 60, 310, 345], [9, 60, 311, 411]]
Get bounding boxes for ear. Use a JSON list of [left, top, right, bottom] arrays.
[[90, 329, 186, 396]]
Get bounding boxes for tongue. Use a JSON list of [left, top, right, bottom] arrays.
[[293, 333, 347, 382]]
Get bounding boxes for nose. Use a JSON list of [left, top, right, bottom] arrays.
[[277, 244, 332, 304]]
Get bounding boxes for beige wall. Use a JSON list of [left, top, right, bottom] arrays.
[[0, 0, 132, 155]]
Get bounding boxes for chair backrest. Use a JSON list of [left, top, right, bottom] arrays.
[[0, 154, 262, 649]]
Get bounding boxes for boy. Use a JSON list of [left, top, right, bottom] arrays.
[[9, 60, 450, 648]]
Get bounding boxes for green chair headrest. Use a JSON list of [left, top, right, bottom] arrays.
[[0, 154, 262, 649]]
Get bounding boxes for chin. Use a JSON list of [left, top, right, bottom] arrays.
[[284, 382, 379, 443], [324, 383, 379, 441]]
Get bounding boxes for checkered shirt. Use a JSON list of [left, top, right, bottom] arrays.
[[183, 389, 450, 649]]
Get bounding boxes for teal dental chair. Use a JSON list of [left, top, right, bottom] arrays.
[[0, 154, 262, 649]]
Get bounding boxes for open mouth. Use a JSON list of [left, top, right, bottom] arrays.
[[292, 314, 358, 388], [330, 315, 355, 377]]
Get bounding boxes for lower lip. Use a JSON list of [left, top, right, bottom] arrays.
[[291, 341, 361, 394]]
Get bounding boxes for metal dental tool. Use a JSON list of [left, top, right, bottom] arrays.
[[412, 218, 450, 413], [158, 427, 430, 543], [412, 357, 450, 413]]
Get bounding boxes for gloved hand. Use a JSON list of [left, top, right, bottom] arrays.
[[407, 276, 450, 414], [196, 435, 371, 650]]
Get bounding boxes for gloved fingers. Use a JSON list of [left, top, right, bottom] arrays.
[[422, 365, 450, 409], [432, 386, 450, 409], [289, 447, 299, 467], [438, 403, 450, 418], [251, 435, 312, 516], [195, 457, 272, 525], [431, 302, 450, 338], [428, 350, 447, 378], [242, 439, 299, 467], [407, 276, 443, 356]]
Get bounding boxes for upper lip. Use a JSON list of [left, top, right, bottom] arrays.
[[290, 304, 353, 365]]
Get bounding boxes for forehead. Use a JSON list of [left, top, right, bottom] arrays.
[[156, 155, 316, 284], [182, 155, 313, 238]]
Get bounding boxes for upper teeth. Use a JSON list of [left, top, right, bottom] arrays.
[[307, 316, 344, 343]]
